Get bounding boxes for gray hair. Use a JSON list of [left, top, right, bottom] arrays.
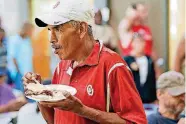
[[68, 21, 93, 37]]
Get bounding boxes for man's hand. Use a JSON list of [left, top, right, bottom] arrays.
[[40, 92, 84, 114], [178, 118, 185, 124], [22, 72, 42, 86]]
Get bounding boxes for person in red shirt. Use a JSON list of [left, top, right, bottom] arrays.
[[118, 3, 163, 77], [118, 2, 152, 57], [22, 0, 147, 124]]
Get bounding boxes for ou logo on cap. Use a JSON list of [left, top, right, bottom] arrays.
[[87, 85, 94, 96]]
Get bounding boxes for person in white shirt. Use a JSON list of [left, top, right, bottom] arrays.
[[124, 33, 157, 103]]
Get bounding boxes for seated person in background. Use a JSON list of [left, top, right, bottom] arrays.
[[0, 69, 26, 113], [124, 33, 156, 103], [148, 71, 185, 124]]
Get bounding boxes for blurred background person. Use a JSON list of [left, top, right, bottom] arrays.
[[148, 71, 185, 124], [118, 2, 152, 56], [174, 34, 185, 74], [93, 8, 118, 52], [0, 27, 13, 86], [118, 5, 139, 56], [0, 68, 26, 124], [124, 33, 156, 104], [118, 2, 163, 77], [7, 22, 34, 92], [0, 69, 26, 113]]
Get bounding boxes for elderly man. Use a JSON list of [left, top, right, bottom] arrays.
[[148, 71, 185, 124], [22, 0, 147, 124]]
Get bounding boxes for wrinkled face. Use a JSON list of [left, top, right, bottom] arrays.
[[48, 21, 84, 60], [131, 37, 145, 54], [137, 4, 149, 21], [158, 90, 185, 114]]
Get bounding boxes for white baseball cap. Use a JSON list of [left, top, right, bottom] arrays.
[[35, 0, 94, 27]]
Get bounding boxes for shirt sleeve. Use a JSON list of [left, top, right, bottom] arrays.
[[108, 65, 147, 124]]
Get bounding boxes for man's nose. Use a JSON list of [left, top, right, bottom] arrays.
[[50, 31, 57, 43]]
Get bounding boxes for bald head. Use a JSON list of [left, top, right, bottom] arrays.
[[20, 22, 34, 38]]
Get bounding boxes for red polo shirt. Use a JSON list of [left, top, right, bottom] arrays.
[[52, 42, 147, 124]]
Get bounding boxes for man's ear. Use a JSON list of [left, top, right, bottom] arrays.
[[79, 22, 88, 39], [157, 89, 163, 100]]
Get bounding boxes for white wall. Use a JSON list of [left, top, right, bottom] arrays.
[[0, 0, 29, 36], [94, 0, 107, 9]]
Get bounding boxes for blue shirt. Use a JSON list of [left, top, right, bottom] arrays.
[[148, 112, 179, 124], [7, 35, 33, 77]]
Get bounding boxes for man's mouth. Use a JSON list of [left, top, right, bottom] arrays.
[[51, 44, 62, 54]]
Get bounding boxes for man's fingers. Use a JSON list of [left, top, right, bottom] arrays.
[[35, 73, 42, 82], [22, 76, 31, 85], [63, 92, 76, 101], [25, 72, 32, 79], [22, 77, 27, 83], [63, 91, 71, 98], [31, 73, 41, 83], [22, 72, 41, 84]]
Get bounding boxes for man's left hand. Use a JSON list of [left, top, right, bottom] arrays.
[[39, 92, 84, 114]]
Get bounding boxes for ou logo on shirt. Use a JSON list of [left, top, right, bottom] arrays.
[[87, 85, 94, 96]]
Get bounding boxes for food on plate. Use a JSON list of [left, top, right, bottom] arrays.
[[25, 83, 66, 101]]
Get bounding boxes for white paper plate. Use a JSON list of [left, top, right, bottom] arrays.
[[26, 84, 77, 102]]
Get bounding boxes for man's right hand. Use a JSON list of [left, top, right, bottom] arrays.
[[22, 72, 42, 85], [22, 73, 55, 123]]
